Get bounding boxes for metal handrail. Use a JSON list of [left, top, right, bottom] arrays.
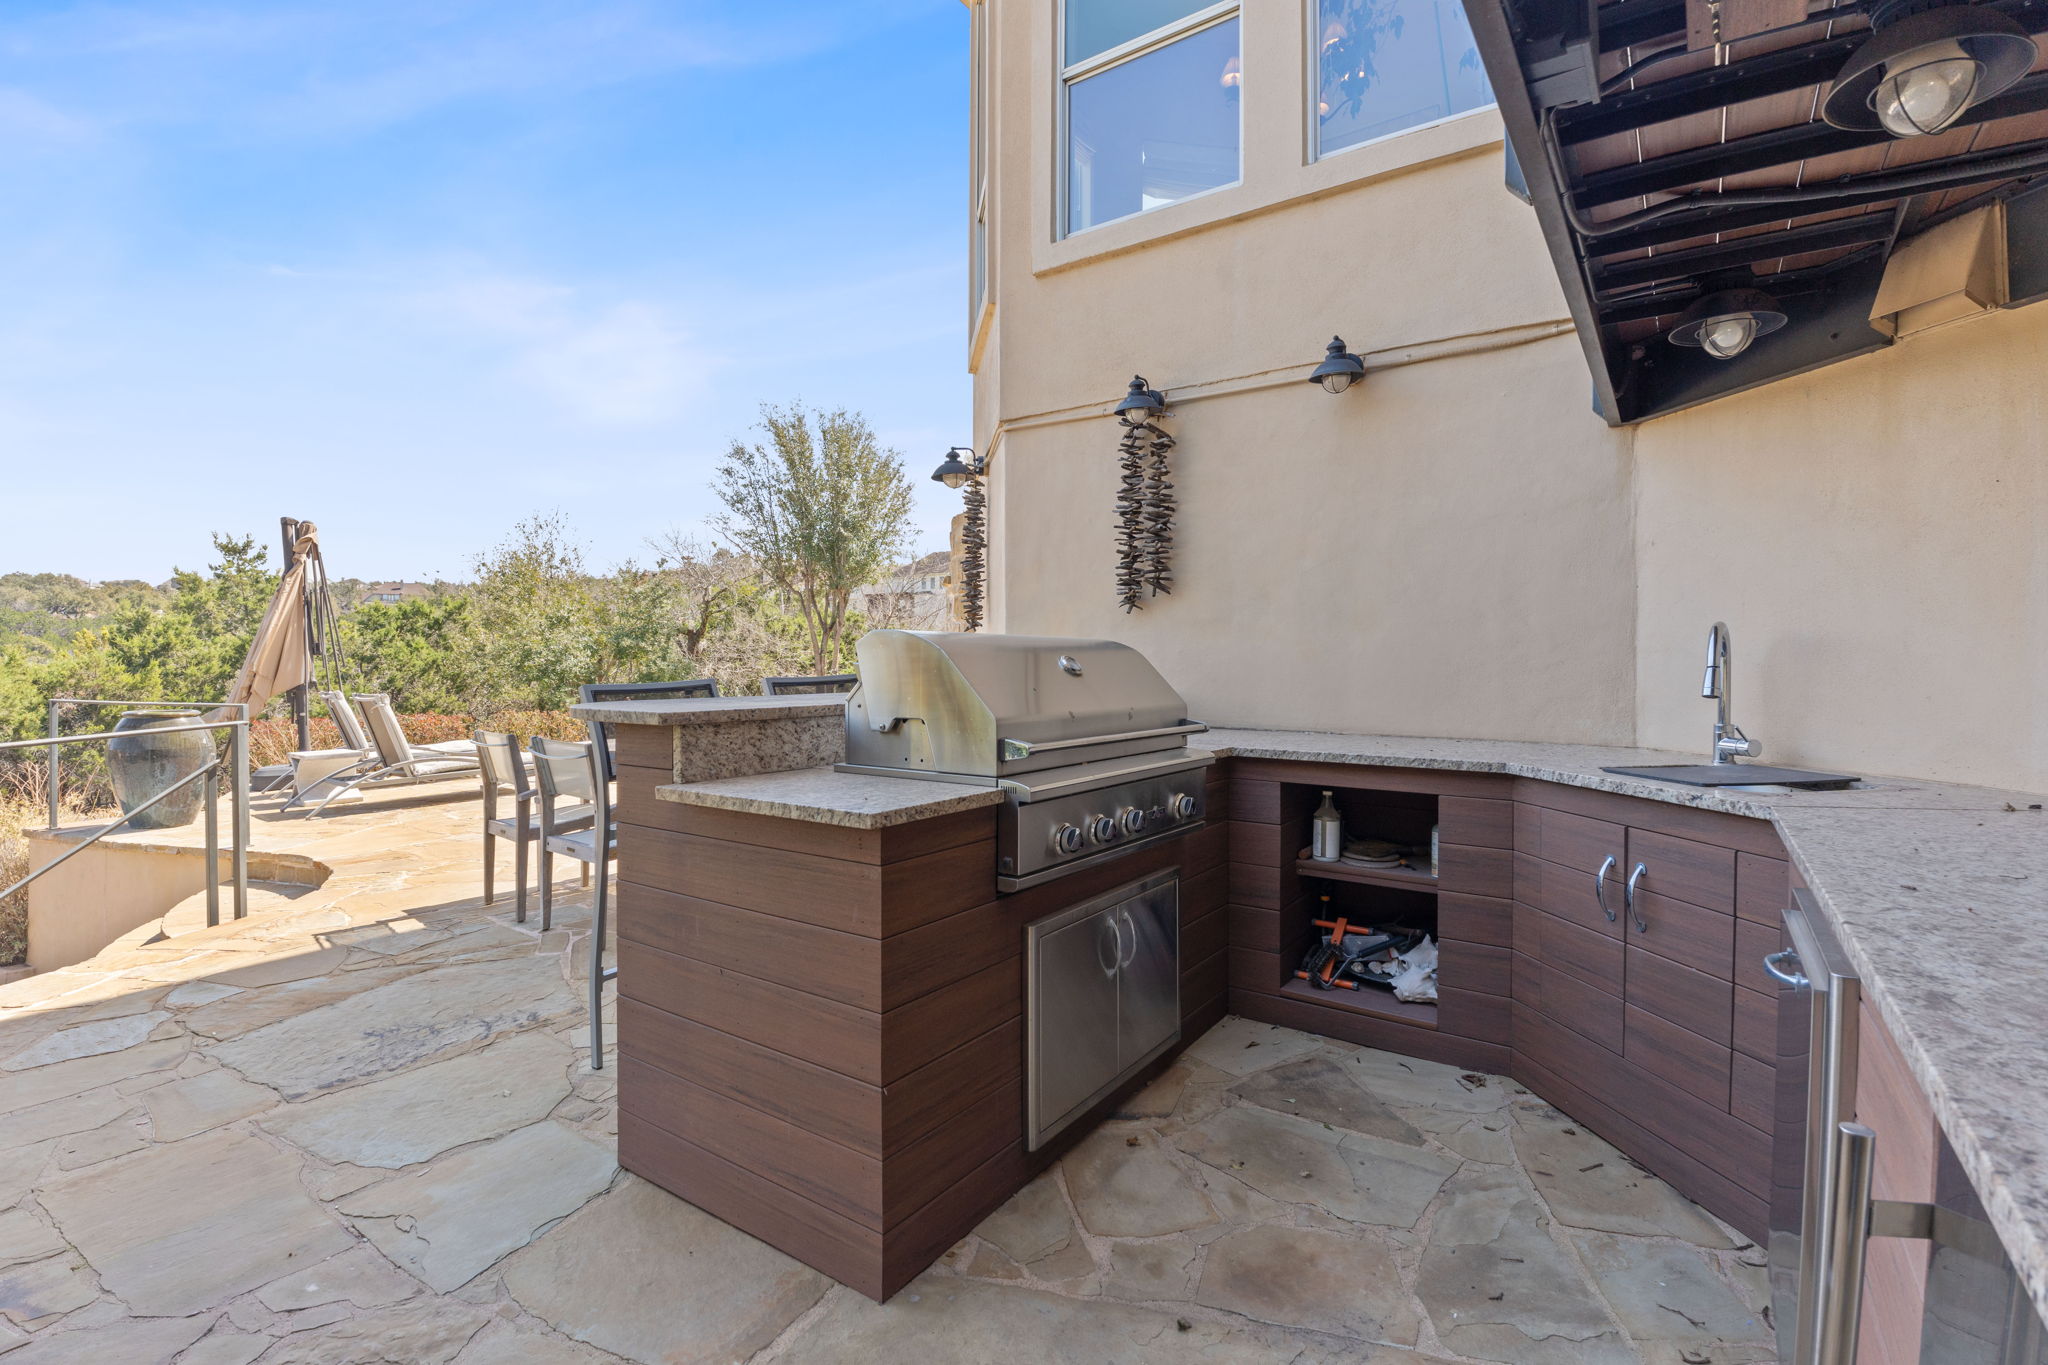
[[8, 700, 253, 926]]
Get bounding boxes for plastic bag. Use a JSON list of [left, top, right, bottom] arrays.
[[1388, 934, 1439, 1003]]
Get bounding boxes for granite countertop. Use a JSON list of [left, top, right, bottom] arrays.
[[654, 768, 1004, 829], [650, 723, 2048, 1310], [569, 695, 847, 726]]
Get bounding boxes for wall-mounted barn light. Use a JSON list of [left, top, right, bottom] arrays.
[[1307, 336, 1366, 393], [1666, 285, 1788, 360], [1823, 0, 2037, 138], [1113, 376, 1167, 416], [930, 446, 982, 488]]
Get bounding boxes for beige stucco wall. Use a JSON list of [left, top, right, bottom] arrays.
[[971, 0, 2048, 790], [1633, 304, 2048, 791]]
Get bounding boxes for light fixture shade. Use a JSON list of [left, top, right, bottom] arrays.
[[1113, 375, 1166, 416], [930, 447, 977, 488], [1823, 3, 2037, 134], [1307, 335, 1366, 393], [1666, 288, 1789, 360]]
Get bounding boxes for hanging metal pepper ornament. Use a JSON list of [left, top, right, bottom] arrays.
[[958, 467, 988, 631], [1111, 377, 1174, 612]]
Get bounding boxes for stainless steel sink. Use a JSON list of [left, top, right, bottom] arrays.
[[1602, 763, 1860, 791]]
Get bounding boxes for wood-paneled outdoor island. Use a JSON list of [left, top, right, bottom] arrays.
[[606, 714, 1229, 1300], [581, 695, 1864, 1302]]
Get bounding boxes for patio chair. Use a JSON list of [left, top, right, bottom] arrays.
[[530, 736, 617, 1069], [761, 673, 858, 695], [577, 679, 720, 784], [477, 730, 574, 922], [300, 693, 480, 816]]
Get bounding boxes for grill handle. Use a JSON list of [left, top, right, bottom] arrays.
[[1000, 722, 1208, 762]]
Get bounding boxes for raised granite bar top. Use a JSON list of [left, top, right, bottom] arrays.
[[654, 767, 1003, 829], [570, 694, 846, 726], [650, 721, 2048, 1313]]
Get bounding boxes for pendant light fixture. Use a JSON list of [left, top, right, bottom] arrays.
[[1823, 0, 2038, 137], [930, 446, 981, 488], [1307, 336, 1366, 393], [1113, 375, 1167, 416], [1666, 283, 1788, 360]]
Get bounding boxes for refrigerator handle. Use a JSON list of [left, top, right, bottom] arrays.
[[1815, 1120, 1965, 1365], [1816, 1122, 1877, 1365]]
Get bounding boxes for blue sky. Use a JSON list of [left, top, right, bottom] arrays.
[[0, 1, 971, 582]]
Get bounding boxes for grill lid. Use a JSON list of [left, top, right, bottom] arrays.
[[841, 630, 1203, 782]]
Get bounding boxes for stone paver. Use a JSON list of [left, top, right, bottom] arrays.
[[336, 1120, 615, 1291], [38, 1128, 352, 1316], [140, 1069, 278, 1141], [0, 783, 1769, 1363], [261, 1028, 571, 1167], [502, 1174, 828, 1363], [1196, 1222, 1420, 1344], [214, 955, 570, 1099]]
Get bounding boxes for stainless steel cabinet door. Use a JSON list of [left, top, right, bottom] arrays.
[[1031, 909, 1122, 1140], [1116, 881, 1180, 1070]]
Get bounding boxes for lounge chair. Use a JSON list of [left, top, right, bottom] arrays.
[[576, 679, 719, 783], [761, 673, 858, 695], [300, 693, 479, 816]]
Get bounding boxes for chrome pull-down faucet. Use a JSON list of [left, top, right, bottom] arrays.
[[1702, 622, 1761, 764]]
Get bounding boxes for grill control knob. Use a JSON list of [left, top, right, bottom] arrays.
[[1087, 815, 1117, 845], [1118, 807, 1146, 837], [1051, 823, 1085, 855], [1171, 793, 1199, 821]]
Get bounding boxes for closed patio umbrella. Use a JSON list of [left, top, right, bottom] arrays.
[[226, 521, 326, 715]]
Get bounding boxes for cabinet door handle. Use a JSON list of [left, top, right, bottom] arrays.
[[1763, 947, 1808, 989], [1625, 862, 1649, 933], [1097, 915, 1120, 977], [1593, 855, 1617, 922], [1119, 910, 1139, 968]]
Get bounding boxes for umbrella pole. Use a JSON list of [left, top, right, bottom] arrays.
[[281, 516, 312, 753]]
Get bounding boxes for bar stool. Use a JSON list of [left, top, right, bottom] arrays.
[[529, 736, 617, 1069]]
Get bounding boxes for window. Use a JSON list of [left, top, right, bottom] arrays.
[[969, 1, 990, 335], [1313, 0, 1492, 160], [1062, 1, 1241, 237]]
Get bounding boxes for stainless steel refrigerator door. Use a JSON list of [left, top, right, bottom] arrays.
[[1770, 895, 1862, 1365], [1115, 878, 1180, 1071], [1027, 906, 1121, 1149]]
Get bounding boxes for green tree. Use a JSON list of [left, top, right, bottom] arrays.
[[337, 595, 479, 714], [711, 405, 915, 674]]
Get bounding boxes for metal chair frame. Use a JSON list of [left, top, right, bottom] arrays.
[[475, 730, 560, 922], [530, 736, 617, 1069], [576, 679, 720, 783], [761, 673, 858, 695]]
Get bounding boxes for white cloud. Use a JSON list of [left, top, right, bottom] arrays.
[[418, 273, 715, 426]]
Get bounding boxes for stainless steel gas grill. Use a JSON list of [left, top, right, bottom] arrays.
[[838, 631, 1212, 891]]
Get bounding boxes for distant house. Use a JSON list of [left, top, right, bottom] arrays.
[[356, 582, 435, 607], [857, 551, 956, 632]]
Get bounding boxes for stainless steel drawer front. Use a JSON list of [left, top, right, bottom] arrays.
[[1026, 869, 1180, 1151]]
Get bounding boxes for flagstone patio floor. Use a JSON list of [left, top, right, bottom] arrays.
[[0, 783, 1778, 1363]]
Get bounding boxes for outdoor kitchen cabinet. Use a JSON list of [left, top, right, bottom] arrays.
[[605, 718, 1229, 1302], [1510, 783, 1790, 1240]]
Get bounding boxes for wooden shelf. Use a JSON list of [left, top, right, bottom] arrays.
[[1278, 977, 1439, 1029], [1296, 850, 1438, 893]]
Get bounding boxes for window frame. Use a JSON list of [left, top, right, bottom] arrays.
[[1303, 0, 1498, 166], [1055, 0, 1244, 241], [968, 0, 992, 347]]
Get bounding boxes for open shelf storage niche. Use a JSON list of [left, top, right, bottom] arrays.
[[1281, 784, 1441, 1029]]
